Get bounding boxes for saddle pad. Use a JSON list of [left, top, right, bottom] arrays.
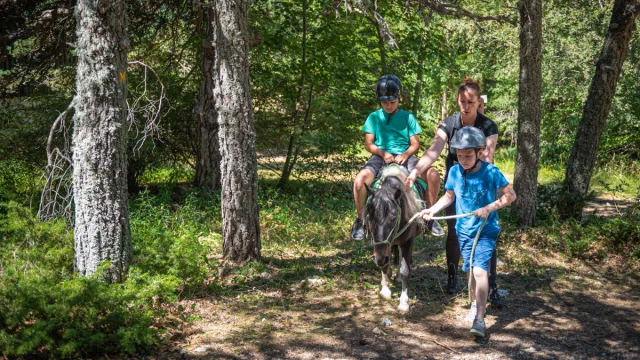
[[371, 177, 426, 203]]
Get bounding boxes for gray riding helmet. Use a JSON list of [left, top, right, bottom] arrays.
[[450, 126, 486, 150]]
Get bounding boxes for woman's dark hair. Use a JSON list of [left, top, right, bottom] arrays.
[[457, 77, 481, 97]]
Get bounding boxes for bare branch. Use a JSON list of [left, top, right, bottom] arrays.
[[126, 60, 166, 154], [38, 99, 74, 223], [344, 0, 399, 48]]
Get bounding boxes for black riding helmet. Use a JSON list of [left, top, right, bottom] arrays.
[[376, 75, 401, 101]]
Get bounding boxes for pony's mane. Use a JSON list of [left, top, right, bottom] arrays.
[[379, 165, 423, 219], [365, 165, 424, 226]]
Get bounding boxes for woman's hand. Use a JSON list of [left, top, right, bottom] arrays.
[[472, 206, 491, 219], [405, 170, 418, 190]]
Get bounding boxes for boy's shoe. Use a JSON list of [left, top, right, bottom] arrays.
[[427, 219, 445, 237], [351, 218, 365, 240], [446, 273, 457, 294], [470, 318, 486, 338], [489, 286, 504, 309]]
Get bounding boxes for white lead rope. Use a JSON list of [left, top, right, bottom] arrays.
[[381, 209, 487, 303], [412, 211, 487, 303]]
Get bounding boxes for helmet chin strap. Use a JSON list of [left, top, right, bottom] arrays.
[[462, 153, 482, 189]]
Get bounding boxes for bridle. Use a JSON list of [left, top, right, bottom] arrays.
[[370, 203, 423, 246]]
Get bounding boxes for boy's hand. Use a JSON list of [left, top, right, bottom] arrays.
[[472, 206, 491, 219], [420, 208, 433, 221], [394, 153, 409, 165], [383, 152, 395, 164]]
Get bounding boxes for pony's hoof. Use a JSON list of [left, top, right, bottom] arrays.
[[380, 287, 392, 300], [398, 303, 409, 312]]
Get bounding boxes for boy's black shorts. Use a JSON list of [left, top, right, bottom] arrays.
[[361, 155, 419, 177]]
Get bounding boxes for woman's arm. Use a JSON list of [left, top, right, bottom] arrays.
[[480, 134, 498, 163], [411, 128, 448, 176]]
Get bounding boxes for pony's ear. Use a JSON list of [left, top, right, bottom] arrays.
[[365, 183, 374, 197]]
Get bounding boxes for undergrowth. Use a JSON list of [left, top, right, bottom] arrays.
[[1, 159, 639, 357]]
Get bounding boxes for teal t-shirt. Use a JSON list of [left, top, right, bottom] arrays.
[[362, 109, 422, 155]]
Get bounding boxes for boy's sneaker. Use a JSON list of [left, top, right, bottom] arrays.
[[470, 318, 486, 338], [427, 219, 445, 237], [351, 218, 365, 240], [489, 286, 504, 309]]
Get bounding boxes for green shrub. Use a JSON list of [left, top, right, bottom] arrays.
[[0, 205, 174, 357], [0, 184, 222, 357]]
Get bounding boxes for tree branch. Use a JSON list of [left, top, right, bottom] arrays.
[[414, 0, 517, 25], [0, 8, 71, 47]]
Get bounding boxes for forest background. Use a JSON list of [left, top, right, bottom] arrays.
[[1, 0, 639, 358]]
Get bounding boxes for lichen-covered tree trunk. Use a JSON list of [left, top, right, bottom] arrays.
[[512, 0, 542, 227], [194, 6, 221, 191], [563, 0, 639, 218], [212, 0, 261, 261], [72, 0, 131, 282]]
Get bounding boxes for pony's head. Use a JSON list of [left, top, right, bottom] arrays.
[[363, 165, 423, 267]]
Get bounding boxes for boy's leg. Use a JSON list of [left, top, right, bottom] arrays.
[[419, 167, 445, 237], [424, 167, 440, 207], [470, 267, 489, 337], [472, 267, 489, 319], [353, 168, 375, 217], [351, 156, 380, 240]]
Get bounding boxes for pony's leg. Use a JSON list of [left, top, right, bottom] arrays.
[[380, 264, 392, 300], [398, 239, 414, 312], [392, 244, 402, 283]]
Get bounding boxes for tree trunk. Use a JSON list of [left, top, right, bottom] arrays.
[[366, 15, 388, 74], [212, 0, 261, 261], [194, 6, 221, 191], [512, 0, 543, 227], [72, 0, 131, 282], [279, 0, 308, 188], [441, 89, 448, 121], [412, 36, 426, 115], [563, 0, 639, 218]]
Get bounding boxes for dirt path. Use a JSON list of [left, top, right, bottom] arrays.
[[582, 194, 637, 219], [148, 233, 639, 360]]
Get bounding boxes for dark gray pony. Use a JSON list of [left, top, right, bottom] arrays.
[[363, 165, 424, 312]]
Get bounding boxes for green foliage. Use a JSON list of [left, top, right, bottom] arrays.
[[0, 172, 223, 357], [129, 185, 219, 289], [0, 202, 173, 357], [0, 267, 159, 357]]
